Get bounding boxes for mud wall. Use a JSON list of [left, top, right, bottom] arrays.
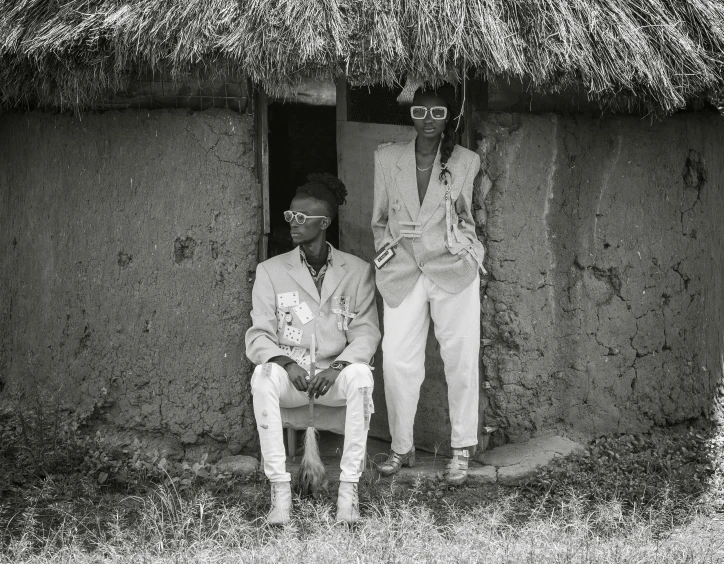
[[0, 109, 260, 460], [2, 106, 722, 457], [477, 112, 724, 444]]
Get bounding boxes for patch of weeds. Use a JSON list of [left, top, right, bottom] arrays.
[[0, 390, 258, 556], [114, 439, 243, 493], [1, 394, 88, 482], [515, 424, 715, 533]]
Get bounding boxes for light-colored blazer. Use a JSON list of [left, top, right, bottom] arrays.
[[245, 245, 381, 369], [371, 139, 484, 308]]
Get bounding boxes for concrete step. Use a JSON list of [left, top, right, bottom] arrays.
[[224, 432, 586, 486]]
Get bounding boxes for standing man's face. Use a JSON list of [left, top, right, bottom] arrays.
[[286, 194, 330, 246]]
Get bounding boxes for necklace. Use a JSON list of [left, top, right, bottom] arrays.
[[416, 141, 439, 172]]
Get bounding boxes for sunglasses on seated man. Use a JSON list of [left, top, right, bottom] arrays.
[[284, 210, 329, 224], [410, 106, 448, 120]]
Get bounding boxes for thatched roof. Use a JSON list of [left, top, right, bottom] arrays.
[[1, 0, 724, 114]]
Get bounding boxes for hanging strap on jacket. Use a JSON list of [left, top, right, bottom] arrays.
[[445, 184, 487, 275]]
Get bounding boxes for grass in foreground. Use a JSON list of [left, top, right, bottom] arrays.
[[2, 405, 724, 563], [2, 480, 723, 564]]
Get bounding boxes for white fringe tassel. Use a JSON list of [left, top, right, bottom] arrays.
[[299, 426, 327, 497]]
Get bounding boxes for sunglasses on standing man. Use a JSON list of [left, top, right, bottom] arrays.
[[410, 106, 448, 120]]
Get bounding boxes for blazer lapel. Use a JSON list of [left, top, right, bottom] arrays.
[[416, 144, 446, 228], [320, 246, 347, 307], [287, 248, 321, 304], [395, 140, 421, 220]]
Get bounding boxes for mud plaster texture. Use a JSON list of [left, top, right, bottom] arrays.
[[0, 109, 260, 461], [476, 112, 724, 446]]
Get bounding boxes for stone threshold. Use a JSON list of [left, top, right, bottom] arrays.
[[215, 434, 585, 486]]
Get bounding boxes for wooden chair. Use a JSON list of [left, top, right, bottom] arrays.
[[280, 404, 347, 456], [278, 405, 367, 470]]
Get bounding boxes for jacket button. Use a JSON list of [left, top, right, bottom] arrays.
[[319, 312, 325, 317], [418, 261, 424, 267]]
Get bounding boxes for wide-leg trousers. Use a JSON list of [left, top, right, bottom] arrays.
[[250, 362, 373, 483], [382, 273, 480, 454]]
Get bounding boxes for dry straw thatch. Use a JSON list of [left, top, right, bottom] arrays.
[[1, 0, 724, 113]]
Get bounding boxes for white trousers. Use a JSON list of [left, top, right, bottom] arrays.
[[250, 362, 373, 483], [382, 273, 480, 454]]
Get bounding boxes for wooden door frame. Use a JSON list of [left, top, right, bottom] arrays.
[[255, 89, 271, 261], [255, 73, 486, 258], [462, 73, 488, 151]]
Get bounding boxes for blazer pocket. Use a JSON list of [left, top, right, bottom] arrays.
[[447, 230, 470, 256]]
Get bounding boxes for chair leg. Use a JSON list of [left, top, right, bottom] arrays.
[[286, 427, 297, 457]]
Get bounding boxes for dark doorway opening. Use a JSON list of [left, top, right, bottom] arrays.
[[267, 103, 338, 257]]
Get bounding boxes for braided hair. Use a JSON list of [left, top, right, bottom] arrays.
[[412, 83, 463, 185], [295, 173, 348, 219]]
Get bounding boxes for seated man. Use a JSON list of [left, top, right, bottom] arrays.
[[245, 173, 381, 525]]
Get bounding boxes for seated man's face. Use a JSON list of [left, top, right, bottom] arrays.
[[288, 194, 329, 246]]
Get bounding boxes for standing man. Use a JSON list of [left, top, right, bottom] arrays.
[[246, 173, 380, 525]]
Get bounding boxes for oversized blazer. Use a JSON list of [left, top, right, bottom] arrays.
[[371, 139, 484, 308], [245, 245, 381, 370]]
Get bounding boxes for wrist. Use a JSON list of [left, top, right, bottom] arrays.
[[270, 355, 296, 369]]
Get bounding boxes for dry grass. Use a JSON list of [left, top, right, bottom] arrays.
[[2, 405, 724, 563], [1, 480, 723, 564], [1, 1, 724, 113]]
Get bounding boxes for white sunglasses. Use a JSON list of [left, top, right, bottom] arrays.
[[284, 210, 328, 224], [410, 106, 448, 120]]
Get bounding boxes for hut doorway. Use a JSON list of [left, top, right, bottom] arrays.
[[266, 99, 339, 257], [256, 79, 486, 455], [255, 80, 339, 260]]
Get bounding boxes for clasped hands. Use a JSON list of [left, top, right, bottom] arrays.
[[285, 362, 340, 398]]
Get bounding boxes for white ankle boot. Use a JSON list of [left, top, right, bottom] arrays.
[[267, 482, 292, 525], [336, 481, 360, 524]]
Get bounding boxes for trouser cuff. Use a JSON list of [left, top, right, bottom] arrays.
[[451, 439, 478, 449]]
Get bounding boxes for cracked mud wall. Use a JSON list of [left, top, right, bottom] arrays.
[[0, 109, 260, 459], [477, 112, 724, 444]]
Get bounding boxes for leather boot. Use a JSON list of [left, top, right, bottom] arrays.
[[376, 447, 415, 476], [444, 449, 470, 486], [267, 482, 292, 525], [336, 481, 360, 524]]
